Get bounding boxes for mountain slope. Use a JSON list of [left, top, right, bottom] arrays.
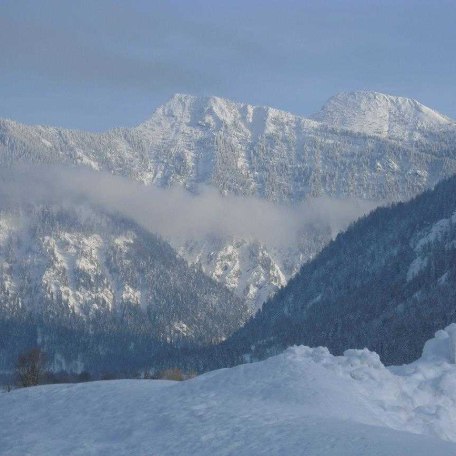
[[224, 175, 456, 366], [0, 202, 248, 374]]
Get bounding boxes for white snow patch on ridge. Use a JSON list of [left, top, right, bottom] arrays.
[[406, 256, 428, 282], [3, 325, 456, 454], [407, 210, 456, 281]]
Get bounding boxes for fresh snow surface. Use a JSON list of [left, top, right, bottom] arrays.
[[4, 326, 456, 454]]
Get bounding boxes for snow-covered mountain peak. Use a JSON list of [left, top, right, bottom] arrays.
[[143, 93, 242, 123], [139, 92, 314, 139], [312, 90, 454, 140], [138, 90, 456, 146]]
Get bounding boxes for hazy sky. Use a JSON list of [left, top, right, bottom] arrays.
[[1, 0, 455, 130]]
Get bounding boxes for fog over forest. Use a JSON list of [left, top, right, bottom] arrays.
[[0, 165, 378, 248]]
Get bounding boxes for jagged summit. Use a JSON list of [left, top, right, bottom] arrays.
[[312, 90, 454, 140], [2, 90, 453, 144], [139, 92, 303, 136], [139, 90, 456, 144], [153, 92, 272, 117], [145, 93, 249, 128]]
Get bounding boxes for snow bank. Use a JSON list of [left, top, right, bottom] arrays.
[[3, 326, 456, 455]]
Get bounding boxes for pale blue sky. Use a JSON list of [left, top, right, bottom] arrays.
[[1, 0, 455, 130]]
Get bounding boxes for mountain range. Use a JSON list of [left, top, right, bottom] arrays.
[[1, 90, 456, 373], [2, 91, 456, 311]]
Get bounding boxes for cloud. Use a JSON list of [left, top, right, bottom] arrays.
[[0, 166, 378, 248], [0, 27, 204, 95], [0, 1, 266, 95]]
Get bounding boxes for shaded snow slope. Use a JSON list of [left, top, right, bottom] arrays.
[[3, 325, 456, 455]]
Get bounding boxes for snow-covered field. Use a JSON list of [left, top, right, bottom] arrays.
[[3, 325, 456, 455]]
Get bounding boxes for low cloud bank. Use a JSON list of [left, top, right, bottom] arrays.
[[0, 166, 379, 248]]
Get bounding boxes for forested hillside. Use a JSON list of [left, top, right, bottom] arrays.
[[223, 175, 456, 365], [0, 203, 247, 375]]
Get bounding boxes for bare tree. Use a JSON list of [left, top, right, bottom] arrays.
[[16, 348, 47, 387]]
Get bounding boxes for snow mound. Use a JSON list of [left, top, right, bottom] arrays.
[[3, 326, 456, 455], [312, 91, 454, 141]]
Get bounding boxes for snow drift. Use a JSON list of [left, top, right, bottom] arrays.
[[3, 325, 456, 455]]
